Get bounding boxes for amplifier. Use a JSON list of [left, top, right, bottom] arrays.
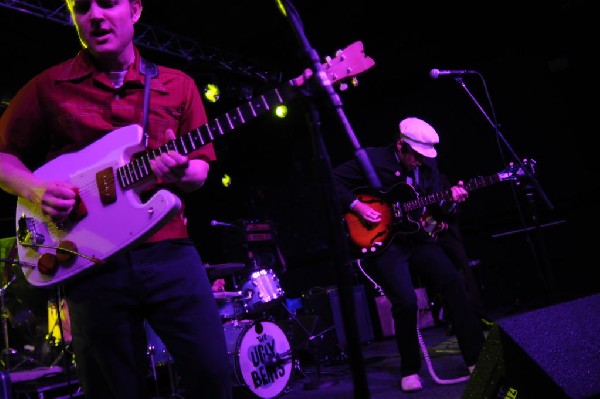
[[243, 220, 273, 243]]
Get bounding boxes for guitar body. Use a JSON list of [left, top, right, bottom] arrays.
[[16, 125, 181, 287], [343, 162, 531, 257], [343, 183, 423, 255]]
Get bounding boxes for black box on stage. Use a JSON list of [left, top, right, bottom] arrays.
[[302, 285, 374, 348], [463, 293, 600, 399], [12, 375, 83, 399]]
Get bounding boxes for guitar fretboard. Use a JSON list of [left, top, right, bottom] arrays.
[[116, 86, 295, 189], [403, 174, 501, 211]]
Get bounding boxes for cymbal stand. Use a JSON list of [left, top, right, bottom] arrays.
[[0, 274, 16, 370], [147, 343, 161, 397], [0, 276, 40, 371], [147, 335, 182, 399], [164, 360, 183, 399], [279, 301, 339, 390]]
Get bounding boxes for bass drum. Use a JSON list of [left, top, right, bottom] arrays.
[[223, 320, 293, 399]]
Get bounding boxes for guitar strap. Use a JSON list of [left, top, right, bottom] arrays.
[[140, 58, 159, 148]]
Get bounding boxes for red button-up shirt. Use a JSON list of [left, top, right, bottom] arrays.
[[0, 47, 216, 243]]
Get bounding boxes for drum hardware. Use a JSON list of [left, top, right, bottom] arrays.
[[214, 291, 247, 321], [278, 301, 340, 391], [144, 322, 184, 399], [47, 297, 71, 346], [0, 255, 42, 371], [1, 241, 19, 371], [45, 288, 75, 372], [1, 271, 20, 370]]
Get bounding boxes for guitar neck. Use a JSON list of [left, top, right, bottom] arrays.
[[116, 83, 297, 189], [403, 173, 501, 211], [114, 40, 375, 190]]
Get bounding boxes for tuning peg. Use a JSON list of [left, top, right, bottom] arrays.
[[338, 77, 360, 92], [325, 55, 332, 66], [335, 49, 346, 61]]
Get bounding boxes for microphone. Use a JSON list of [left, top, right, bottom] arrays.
[[429, 69, 478, 79], [210, 220, 237, 228]]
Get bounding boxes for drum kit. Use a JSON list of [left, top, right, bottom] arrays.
[[208, 261, 293, 399], [144, 261, 294, 399], [1, 226, 297, 398]]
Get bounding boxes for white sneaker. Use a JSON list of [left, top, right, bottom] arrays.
[[401, 374, 423, 392]]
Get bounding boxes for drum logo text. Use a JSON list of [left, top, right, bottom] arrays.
[[247, 334, 287, 388]]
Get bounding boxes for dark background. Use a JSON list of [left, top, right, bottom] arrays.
[[0, 0, 596, 317]]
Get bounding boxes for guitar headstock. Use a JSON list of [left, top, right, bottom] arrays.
[[498, 158, 536, 182], [290, 41, 375, 88]]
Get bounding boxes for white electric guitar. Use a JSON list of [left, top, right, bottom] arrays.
[[15, 41, 375, 287]]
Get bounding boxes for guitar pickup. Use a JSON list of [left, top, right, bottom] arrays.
[[96, 167, 117, 205]]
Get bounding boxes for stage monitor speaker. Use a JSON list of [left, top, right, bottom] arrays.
[[463, 293, 600, 399]]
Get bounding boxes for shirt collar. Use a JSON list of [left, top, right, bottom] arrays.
[[54, 47, 167, 93]]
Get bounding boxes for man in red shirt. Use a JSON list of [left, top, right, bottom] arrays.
[[0, 1, 231, 398]]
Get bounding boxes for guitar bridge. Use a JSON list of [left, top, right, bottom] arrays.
[[17, 214, 45, 247]]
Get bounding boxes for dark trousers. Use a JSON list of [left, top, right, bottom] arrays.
[[64, 239, 232, 399], [371, 239, 485, 376]]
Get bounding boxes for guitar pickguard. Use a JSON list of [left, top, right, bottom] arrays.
[[16, 126, 181, 287]]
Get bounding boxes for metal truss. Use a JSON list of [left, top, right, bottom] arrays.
[[0, 0, 280, 83]]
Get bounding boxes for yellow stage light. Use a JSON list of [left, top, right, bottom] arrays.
[[274, 104, 288, 118], [221, 173, 232, 188], [203, 83, 220, 103]]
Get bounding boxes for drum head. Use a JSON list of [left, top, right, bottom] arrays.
[[241, 269, 285, 315], [235, 320, 292, 399]]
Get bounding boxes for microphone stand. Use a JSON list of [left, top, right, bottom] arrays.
[[452, 76, 558, 303], [275, 1, 376, 397]]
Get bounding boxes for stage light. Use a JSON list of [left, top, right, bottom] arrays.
[[203, 83, 220, 103], [221, 173, 232, 188], [274, 104, 287, 118]]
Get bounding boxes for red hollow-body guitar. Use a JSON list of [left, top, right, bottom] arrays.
[[343, 162, 532, 256]]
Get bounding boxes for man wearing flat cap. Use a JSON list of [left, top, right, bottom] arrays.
[[333, 116, 486, 392]]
